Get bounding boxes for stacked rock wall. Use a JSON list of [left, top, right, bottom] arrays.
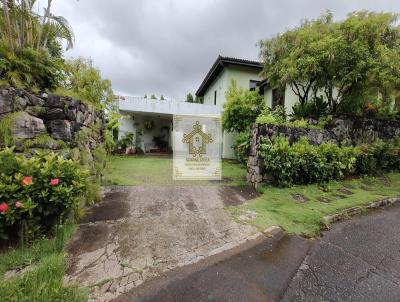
[[0, 87, 105, 154], [247, 116, 400, 188]]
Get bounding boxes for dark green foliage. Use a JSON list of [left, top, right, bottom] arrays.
[[118, 132, 134, 150], [291, 96, 328, 119], [260, 11, 400, 117], [0, 44, 65, 90], [222, 80, 266, 133], [186, 93, 194, 103], [355, 138, 400, 174], [232, 132, 250, 165], [259, 136, 400, 186], [259, 137, 359, 186]]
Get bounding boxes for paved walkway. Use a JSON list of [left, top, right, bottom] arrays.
[[65, 185, 260, 301]]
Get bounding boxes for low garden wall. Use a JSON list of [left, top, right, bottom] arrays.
[[247, 116, 400, 188], [0, 87, 105, 157], [0, 87, 106, 241]]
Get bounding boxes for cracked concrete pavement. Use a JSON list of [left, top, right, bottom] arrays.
[[112, 203, 400, 302], [64, 185, 260, 301], [65, 183, 400, 302]]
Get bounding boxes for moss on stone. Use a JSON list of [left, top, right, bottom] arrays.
[[23, 134, 67, 150], [0, 112, 25, 147]]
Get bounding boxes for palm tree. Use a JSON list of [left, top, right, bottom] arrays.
[[0, 0, 74, 54], [2, 0, 14, 50]]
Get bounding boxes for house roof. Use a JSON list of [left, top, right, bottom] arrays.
[[195, 56, 263, 97]]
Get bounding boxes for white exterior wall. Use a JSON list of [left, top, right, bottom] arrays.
[[201, 66, 262, 159], [119, 112, 172, 150], [119, 97, 221, 116], [264, 84, 299, 114], [203, 69, 229, 107], [264, 84, 339, 115], [226, 67, 262, 90]]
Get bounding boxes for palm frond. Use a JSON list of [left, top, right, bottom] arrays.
[[48, 14, 74, 50]]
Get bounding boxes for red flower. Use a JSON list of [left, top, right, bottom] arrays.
[[0, 203, 9, 213], [21, 176, 33, 186], [15, 201, 22, 208], [50, 178, 60, 186]]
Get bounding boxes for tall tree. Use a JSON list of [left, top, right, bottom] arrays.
[[186, 93, 194, 103], [259, 11, 400, 113]]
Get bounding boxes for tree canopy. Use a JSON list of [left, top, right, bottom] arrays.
[[186, 93, 194, 103], [259, 11, 400, 115]]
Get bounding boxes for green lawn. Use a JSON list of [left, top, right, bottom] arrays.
[[0, 225, 87, 302], [229, 173, 400, 237], [105, 156, 400, 238], [104, 155, 247, 186]]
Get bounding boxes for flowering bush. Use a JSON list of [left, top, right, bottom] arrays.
[[0, 148, 87, 240]]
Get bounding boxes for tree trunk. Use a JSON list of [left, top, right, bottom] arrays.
[[3, 0, 14, 50], [36, 0, 52, 50], [20, 0, 25, 47], [10, 0, 21, 48]]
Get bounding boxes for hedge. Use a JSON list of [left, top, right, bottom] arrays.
[[259, 136, 400, 186]]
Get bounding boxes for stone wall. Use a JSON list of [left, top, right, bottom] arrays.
[[0, 87, 105, 154], [247, 116, 400, 188]]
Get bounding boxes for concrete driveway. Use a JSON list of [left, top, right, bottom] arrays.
[[66, 184, 400, 302], [65, 185, 260, 301], [115, 204, 400, 302]]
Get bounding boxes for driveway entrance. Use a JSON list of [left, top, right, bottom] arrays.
[[65, 185, 260, 301]]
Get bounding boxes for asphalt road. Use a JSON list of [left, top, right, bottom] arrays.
[[282, 204, 400, 302], [116, 204, 400, 302]]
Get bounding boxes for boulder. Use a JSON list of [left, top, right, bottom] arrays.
[[46, 94, 63, 108], [25, 106, 45, 117], [0, 92, 13, 115], [66, 108, 77, 120], [11, 112, 47, 139], [25, 92, 45, 106], [45, 108, 66, 120], [76, 110, 85, 124], [16, 97, 29, 109], [48, 120, 72, 141]]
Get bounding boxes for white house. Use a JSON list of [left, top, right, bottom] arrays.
[[118, 55, 299, 158]]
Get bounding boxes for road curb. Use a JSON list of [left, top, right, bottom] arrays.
[[323, 197, 400, 224], [262, 225, 283, 237]]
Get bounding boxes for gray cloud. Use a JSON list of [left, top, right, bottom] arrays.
[[51, 0, 400, 100]]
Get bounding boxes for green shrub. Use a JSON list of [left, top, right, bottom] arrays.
[[0, 148, 87, 241], [222, 80, 266, 133], [259, 135, 400, 186], [356, 138, 400, 174], [259, 137, 359, 186], [0, 43, 65, 90], [256, 106, 286, 125], [291, 96, 328, 119], [232, 132, 250, 165]]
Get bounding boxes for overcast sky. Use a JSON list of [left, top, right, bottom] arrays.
[[49, 0, 400, 100]]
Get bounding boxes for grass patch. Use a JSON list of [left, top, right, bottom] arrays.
[[104, 155, 247, 186], [0, 224, 87, 301], [228, 173, 400, 237]]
